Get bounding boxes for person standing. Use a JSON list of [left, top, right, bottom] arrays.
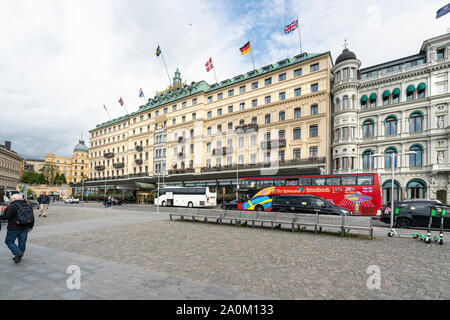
[[37, 192, 51, 217], [1, 193, 34, 264], [103, 196, 108, 208]]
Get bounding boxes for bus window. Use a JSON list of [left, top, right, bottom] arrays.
[[240, 180, 249, 189], [256, 180, 265, 189], [326, 177, 341, 186], [262, 179, 274, 187], [358, 176, 374, 186], [286, 179, 299, 186], [248, 180, 257, 189], [273, 179, 285, 186], [298, 178, 311, 186], [312, 178, 326, 186], [341, 176, 357, 186]]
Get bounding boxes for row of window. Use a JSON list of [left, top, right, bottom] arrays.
[[360, 83, 426, 109], [362, 145, 424, 169], [362, 112, 423, 138], [92, 63, 322, 138]]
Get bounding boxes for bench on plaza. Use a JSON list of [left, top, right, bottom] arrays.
[[169, 208, 374, 239]]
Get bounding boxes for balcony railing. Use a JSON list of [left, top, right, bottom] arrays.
[[135, 145, 143, 152], [95, 165, 105, 171], [113, 162, 125, 169], [135, 159, 143, 165], [212, 147, 232, 156], [168, 168, 194, 175], [104, 152, 114, 158], [235, 123, 258, 134], [200, 157, 325, 173], [261, 138, 286, 149]]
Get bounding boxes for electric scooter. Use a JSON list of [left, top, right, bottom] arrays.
[[423, 208, 436, 244], [388, 207, 419, 239], [433, 207, 446, 245]]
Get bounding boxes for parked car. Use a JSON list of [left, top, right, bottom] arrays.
[[269, 194, 351, 215], [381, 200, 450, 229], [221, 199, 238, 210], [64, 197, 80, 204]]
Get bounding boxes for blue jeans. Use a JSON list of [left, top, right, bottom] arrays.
[[5, 229, 29, 256]]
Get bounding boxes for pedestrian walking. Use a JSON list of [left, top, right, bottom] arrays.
[[0, 193, 34, 264], [103, 196, 108, 208], [37, 191, 51, 217], [107, 196, 112, 209]]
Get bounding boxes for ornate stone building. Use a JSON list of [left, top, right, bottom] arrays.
[[331, 33, 450, 204], [0, 141, 23, 191]]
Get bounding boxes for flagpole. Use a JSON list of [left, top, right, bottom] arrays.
[[213, 68, 218, 84], [297, 20, 303, 54], [250, 46, 256, 71], [103, 105, 112, 120], [158, 43, 172, 87]]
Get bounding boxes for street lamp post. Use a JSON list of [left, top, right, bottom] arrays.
[[372, 150, 417, 236]]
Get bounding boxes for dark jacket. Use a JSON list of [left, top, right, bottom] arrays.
[[0, 200, 34, 231], [37, 195, 51, 204]]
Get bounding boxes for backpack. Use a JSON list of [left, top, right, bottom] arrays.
[[14, 201, 34, 226]]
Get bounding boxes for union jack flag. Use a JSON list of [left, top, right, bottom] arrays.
[[205, 57, 214, 72], [284, 18, 298, 34], [118, 97, 124, 106], [139, 88, 145, 98]]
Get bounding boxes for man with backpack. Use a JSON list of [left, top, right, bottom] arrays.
[[0, 193, 34, 264]]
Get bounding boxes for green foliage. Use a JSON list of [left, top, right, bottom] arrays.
[[20, 171, 41, 184]]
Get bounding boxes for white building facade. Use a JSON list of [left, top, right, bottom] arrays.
[[331, 33, 450, 204]]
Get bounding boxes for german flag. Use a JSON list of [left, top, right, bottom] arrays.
[[240, 41, 251, 55]]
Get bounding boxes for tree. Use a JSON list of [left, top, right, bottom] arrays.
[[39, 164, 57, 184], [38, 173, 46, 184], [20, 171, 40, 184]]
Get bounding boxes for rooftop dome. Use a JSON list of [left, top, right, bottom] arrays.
[[74, 140, 88, 153], [335, 48, 357, 65]]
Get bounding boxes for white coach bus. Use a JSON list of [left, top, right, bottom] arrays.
[[154, 187, 217, 208]]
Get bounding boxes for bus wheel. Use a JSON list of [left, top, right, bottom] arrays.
[[255, 205, 264, 212], [188, 202, 194, 208]]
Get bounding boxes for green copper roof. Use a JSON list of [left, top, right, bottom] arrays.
[[92, 52, 329, 131]]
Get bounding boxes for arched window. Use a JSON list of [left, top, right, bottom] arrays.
[[369, 93, 377, 108], [382, 180, 400, 204], [362, 149, 374, 170], [407, 179, 427, 199], [409, 145, 423, 167], [406, 85, 415, 101], [382, 90, 390, 105], [392, 88, 400, 103], [362, 119, 375, 138], [335, 99, 340, 112], [360, 96, 368, 109], [417, 83, 426, 99], [409, 112, 423, 132], [385, 147, 398, 169], [385, 116, 398, 136]]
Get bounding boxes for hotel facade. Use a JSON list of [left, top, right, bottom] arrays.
[[331, 33, 450, 204], [84, 52, 333, 203]]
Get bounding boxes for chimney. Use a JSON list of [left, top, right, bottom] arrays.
[[4, 141, 11, 151]]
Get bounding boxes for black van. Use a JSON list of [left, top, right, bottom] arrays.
[[270, 194, 351, 215]]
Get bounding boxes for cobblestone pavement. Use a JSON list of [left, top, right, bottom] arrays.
[[1, 204, 449, 300]]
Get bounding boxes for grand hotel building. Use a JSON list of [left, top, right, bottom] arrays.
[[83, 52, 333, 202]]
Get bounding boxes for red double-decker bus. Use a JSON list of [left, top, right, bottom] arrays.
[[237, 173, 382, 216]]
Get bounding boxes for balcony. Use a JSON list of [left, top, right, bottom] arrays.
[[200, 157, 326, 173], [212, 147, 232, 156], [261, 138, 286, 149], [135, 159, 143, 165], [135, 145, 143, 152], [168, 168, 194, 175], [95, 165, 105, 171], [104, 152, 114, 158], [113, 162, 125, 169], [235, 123, 258, 134]]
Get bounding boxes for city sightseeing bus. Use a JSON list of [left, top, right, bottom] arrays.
[[237, 173, 382, 216]]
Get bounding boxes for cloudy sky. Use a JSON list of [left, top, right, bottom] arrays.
[[0, 0, 448, 159]]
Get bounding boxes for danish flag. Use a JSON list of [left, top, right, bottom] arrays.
[[118, 97, 124, 106], [205, 57, 214, 72]]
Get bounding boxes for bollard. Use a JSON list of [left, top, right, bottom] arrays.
[[341, 214, 346, 237]]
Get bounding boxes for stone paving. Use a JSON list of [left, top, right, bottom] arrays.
[[0, 203, 449, 300]]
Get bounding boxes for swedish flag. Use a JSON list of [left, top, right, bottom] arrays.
[[156, 45, 161, 57]]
